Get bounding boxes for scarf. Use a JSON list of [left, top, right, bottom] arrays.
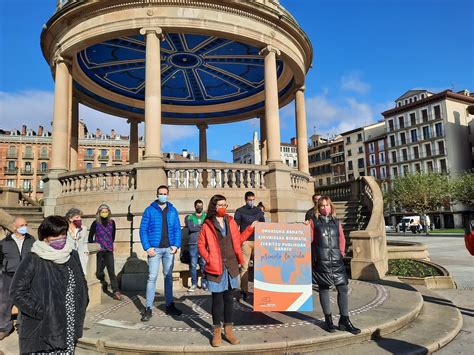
[[31, 239, 73, 264]]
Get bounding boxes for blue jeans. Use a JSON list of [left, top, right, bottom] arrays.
[[146, 248, 174, 308], [189, 245, 206, 287]]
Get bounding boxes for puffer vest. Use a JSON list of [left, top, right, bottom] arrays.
[[311, 215, 348, 287]]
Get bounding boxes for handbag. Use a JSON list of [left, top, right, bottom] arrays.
[[180, 249, 191, 264]]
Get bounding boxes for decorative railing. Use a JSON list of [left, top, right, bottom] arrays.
[[290, 171, 309, 191], [316, 181, 352, 201], [58, 166, 136, 194], [165, 163, 269, 190]]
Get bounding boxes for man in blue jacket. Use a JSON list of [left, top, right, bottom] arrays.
[[140, 185, 182, 321]]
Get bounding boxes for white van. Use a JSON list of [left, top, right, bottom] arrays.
[[397, 216, 420, 233]]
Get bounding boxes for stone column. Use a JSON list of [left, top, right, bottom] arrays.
[[198, 123, 208, 162], [70, 95, 79, 171], [51, 55, 71, 172], [295, 86, 309, 174], [260, 115, 267, 165], [260, 46, 282, 164], [129, 120, 139, 164], [140, 27, 164, 161]]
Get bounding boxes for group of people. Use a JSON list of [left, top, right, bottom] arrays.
[[0, 204, 121, 353], [1, 187, 365, 352]]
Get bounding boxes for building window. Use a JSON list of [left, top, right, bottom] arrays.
[[439, 159, 447, 173], [391, 151, 397, 163], [8, 161, 16, 170], [400, 132, 406, 145], [410, 113, 416, 126], [425, 143, 432, 157], [24, 162, 32, 172], [357, 133, 363, 142], [422, 126, 430, 140], [358, 158, 364, 169], [346, 137, 351, 144], [381, 166, 387, 178], [86, 162, 93, 169], [402, 149, 408, 161], [427, 161, 434, 173], [100, 163, 107, 167], [318, 179, 323, 186], [413, 146, 419, 159], [87, 148, 93, 157], [434, 105, 441, 119], [398, 116, 405, 129], [22, 179, 32, 192], [115, 149, 121, 159], [6, 179, 16, 187], [422, 109, 428, 122], [403, 165, 409, 176], [358, 146, 363, 154], [8, 145, 16, 156], [390, 135, 396, 147], [371, 168, 377, 177], [379, 151, 385, 164], [347, 149, 352, 157], [40, 162, 48, 172], [348, 161, 353, 171], [370, 154, 375, 166], [437, 140, 445, 155], [378, 140, 385, 151], [369, 142, 375, 153], [101, 149, 107, 157], [410, 129, 418, 143], [388, 120, 394, 131], [415, 163, 421, 172], [435, 123, 443, 137], [393, 167, 398, 177]]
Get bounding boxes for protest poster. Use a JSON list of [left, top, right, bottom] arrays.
[[253, 222, 312, 312]]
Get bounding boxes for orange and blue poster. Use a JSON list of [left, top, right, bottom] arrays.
[[254, 222, 313, 312]]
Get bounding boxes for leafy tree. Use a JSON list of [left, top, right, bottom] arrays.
[[385, 172, 451, 214], [451, 172, 474, 206]]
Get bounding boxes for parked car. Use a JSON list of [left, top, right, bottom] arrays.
[[385, 225, 396, 233], [397, 216, 420, 233]]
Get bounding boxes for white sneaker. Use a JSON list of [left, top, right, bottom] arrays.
[[188, 285, 197, 292]]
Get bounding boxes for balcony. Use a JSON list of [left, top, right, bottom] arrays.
[[84, 154, 95, 161], [390, 113, 445, 132], [22, 153, 34, 160], [21, 168, 35, 175], [98, 155, 109, 161], [389, 148, 447, 164], [37, 168, 49, 175], [7, 152, 18, 159], [4, 167, 18, 175]]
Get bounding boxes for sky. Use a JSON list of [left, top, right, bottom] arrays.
[[0, 0, 473, 162]]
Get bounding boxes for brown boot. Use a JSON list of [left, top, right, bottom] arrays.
[[224, 323, 240, 345], [211, 325, 222, 347]]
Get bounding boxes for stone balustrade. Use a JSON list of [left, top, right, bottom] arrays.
[[290, 171, 310, 191], [316, 180, 352, 201], [165, 163, 269, 190], [58, 166, 137, 194]]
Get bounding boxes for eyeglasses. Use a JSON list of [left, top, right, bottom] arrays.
[[216, 204, 228, 208]]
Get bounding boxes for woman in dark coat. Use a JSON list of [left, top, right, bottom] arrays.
[[309, 196, 360, 334], [10, 215, 88, 354]]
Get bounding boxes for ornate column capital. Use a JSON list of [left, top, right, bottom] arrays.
[[259, 45, 281, 57], [295, 85, 306, 93], [197, 123, 208, 130], [127, 119, 139, 125], [52, 52, 72, 68], [139, 26, 164, 40]]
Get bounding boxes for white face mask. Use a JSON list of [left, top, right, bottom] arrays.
[[17, 226, 28, 235]]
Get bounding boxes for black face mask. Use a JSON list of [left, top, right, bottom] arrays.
[[195, 208, 203, 214]]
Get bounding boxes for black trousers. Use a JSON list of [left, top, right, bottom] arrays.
[[211, 290, 234, 326], [96, 250, 119, 293], [0, 274, 13, 333], [319, 284, 349, 317]]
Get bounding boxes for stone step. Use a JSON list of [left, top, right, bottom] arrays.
[[316, 287, 463, 354], [75, 279, 424, 354]]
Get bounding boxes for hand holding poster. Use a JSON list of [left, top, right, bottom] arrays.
[[253, 222, 312, 312]]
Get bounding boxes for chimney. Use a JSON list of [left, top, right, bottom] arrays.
[[290, 137, 297, 145], [111, 129, 116, 139], [95, 128, 101, 138], [21, 125, 27, 135], [182, 149, 188, 158], [38, 125, 44, 136]]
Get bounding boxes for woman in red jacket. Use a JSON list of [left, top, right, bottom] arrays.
[[465, 220, 474, 256], [198, 194, 255, 347]]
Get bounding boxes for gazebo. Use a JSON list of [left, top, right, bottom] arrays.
[[41, 0, 314, 258]]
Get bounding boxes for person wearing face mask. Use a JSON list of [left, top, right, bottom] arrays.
[[88, 204, 122, 301], [233, 191, 265, 301], [65, 208, 88, 274], [309, 196, 360, 335], [185, 199, 207, 292], [10, 215, 88, 354], [198, 194, 256, 347], [140, 185, 183, 321], [0, 216, 35, 340]]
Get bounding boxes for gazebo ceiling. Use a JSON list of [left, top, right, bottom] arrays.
[[75, 33, 294, 122]]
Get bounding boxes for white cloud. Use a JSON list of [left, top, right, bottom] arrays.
[[0, 90, 196, 147], [0, 90, 54, 130], [340, 73, 371, 94]]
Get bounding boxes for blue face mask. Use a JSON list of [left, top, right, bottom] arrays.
[[17, 226, 28, 235], [157, 195, 168, 204]]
